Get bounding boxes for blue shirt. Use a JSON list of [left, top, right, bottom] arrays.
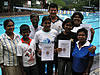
[[72, 41, 95, 72]]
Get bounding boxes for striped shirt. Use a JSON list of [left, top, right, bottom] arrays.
[[0, 33, 20, 66]]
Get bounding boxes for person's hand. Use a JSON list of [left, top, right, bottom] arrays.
[[88, 46, 96, 53], [83, 72, 89, 75], [38, 49, 42, 55], [90, 28, 95, 35], [56, 48, 62, 52], [54, 49, 57, 53]]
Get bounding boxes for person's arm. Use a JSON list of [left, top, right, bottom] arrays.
[[18, 56, 25, 75], [87, 28, 96, 53], [83, 56, 94, 75], [0, 40, 6, 75], [0, 63, 6, 75], [54, 36, 62, 53], [88, 45, 96, 53], [17, 43, 26, 75], [36, 43, 41, 56], [89, 28, 95, 43]]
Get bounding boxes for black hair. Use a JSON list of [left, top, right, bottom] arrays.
[[41, 16, 51, 26], [20, 24, 30, 33], [3, 19, 14, 29], [77, 28, 88, 38], [49, 3, 58, 11], [71, 12, 84, 21], [62, 18, 74, 29], [30, 13, 39, 19]]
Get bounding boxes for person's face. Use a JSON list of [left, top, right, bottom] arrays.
[[77, 32, 87, 43], [31, 16, 39, 28], [64, 22, 73, 32], [5, 21, 14, 33], [49, 8, 58, 17], [43, 20, 51, 32], [21, 30, 30, 39], [73, 15, 82, 27]]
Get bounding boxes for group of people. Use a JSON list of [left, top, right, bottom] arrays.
[[0, 3, 96, 75]]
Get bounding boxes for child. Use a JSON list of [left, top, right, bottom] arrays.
[[17, 24, 39, 75], [34, 16, 58, 75], [72, 28, 95, 75], [55, 18, 77, 75]]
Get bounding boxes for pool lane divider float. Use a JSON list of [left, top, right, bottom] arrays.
[[14, 7, 89, 16]]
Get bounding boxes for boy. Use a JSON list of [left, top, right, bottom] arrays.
[[17, 24, 39, 75]]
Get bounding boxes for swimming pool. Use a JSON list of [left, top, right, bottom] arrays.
[[0, 12, 99, 75], [0, 12, 99, 54]]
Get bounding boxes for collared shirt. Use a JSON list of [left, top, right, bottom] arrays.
[[17, 38, 36, 67], [76, 41, 90, 50], [71, 27, 82, 33], [29, 25, 42, 39], [49, 15, 63, 34], [72, 40, 95, 72], [0, 33, 20, 66]]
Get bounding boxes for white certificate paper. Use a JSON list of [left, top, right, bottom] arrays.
[[41, 43, 54, 61], [58, 40, 71, 58], [80, 24, 92, 40]]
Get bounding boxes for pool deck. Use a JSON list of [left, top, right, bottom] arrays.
[[89, 53, 100, 75], [0, 11, 45, 17]]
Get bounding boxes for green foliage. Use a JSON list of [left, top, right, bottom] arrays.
[[91, 0, 99, 7], [52, 0, 66, 7], [61, 0, 86, 11], [74, 1, 86, 11]]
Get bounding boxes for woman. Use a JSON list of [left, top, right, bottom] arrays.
[[72, 28, 95, 75], [0, 19, 22, 75], [71, 12, 96, 53]]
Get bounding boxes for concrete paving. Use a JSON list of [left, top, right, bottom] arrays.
[[90, 53, 100, 75]]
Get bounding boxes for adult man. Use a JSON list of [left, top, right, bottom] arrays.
[[48, 3, 63, 75], [48, 3, 63, 33], [29, 13, 42, 39]]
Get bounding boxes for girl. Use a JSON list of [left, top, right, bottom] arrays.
[[34, 16, 58, 75]]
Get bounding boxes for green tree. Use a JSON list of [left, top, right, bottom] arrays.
[[52, 0, 66, 7]]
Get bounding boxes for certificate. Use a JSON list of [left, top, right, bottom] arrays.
[[41, 43, 54, 61], [80, 24, 92, 40], [58, 40, 71, 58]]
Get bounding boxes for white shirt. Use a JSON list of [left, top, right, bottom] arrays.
[[71, 27, 82, 33], [34, 29, 58, 56], [29, 25, 42, 39], [17, 38, 36, 67], [51, 18, 63, 34], [76, 41, 90, 50]]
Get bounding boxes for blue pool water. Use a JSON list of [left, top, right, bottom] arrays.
[[0, 12, 99, 75], [0, 12, 99, 54]]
